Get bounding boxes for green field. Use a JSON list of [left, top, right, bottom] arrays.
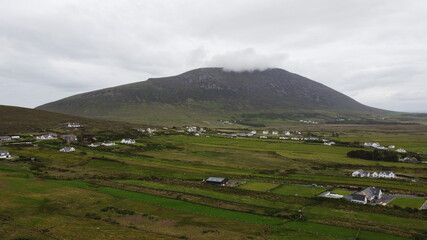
[[238, 182, 280, 192], [389, 198, 426, 209], [272, 184, 326, 197], [330, 188, 355, 195], [1, 120, 427, 239]]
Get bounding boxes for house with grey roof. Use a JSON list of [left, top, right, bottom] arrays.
[[360, 187, 382, 201], [61, 134, 78, 143], [351, 194, 367, 204], [352, 169, 370, 177], [0, 136, 12, 142], [0, 150, 11, 159]]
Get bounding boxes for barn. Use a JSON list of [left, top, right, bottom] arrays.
[[205, 177, 228, 186]]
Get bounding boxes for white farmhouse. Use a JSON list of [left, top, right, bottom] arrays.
[[0, 150, 11, 159], [272, 131, 279, 135], [36, 133, 57, 140], [102, 142, 116, 146], [324, 141, 336, 146], [396, 148, 407, 153], [378, 171, 396, 179], [259, 136, 267, 139], [59, 147, 75, 153], [262, 130, 269, 135], [284, 131, 291, 136], [250, 130, 257, 135], [121, 138, 136, 144], [352, 169, 370, 177]]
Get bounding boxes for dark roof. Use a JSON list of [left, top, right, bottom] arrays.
[[352, 194, 367, 201], [362, 187, 381, 198], [0, 150, 9, 154], [0, 136, 11, 139]]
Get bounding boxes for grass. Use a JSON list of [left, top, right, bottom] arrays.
[[54, 180, 285, 226], [271, 184, 326, 197], [389, 198, 426, 209], [330, 188, 354, 195], [116, 179, 299, 209], [238, 182, 280, 192]]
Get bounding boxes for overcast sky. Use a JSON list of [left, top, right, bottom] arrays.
[[1, 0, 426, 112]]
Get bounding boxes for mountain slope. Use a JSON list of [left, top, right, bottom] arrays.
[[37, 68, 387, 125], [0, 105, 134, 134]]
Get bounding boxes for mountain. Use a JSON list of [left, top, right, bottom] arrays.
[[0, 105, 134, 134], [36, 68, 387, 125]]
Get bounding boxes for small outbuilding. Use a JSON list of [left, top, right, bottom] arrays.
[[351, 194, 367, 204], [205, 177, 228, 186]]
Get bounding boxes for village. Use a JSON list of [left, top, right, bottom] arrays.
[[1, 121, 426, 212]]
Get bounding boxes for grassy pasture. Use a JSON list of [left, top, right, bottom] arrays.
[[330, 188, 354, 195], [116, 179, 299, 209], [238, 182, 280, 192], [389, 198, 426, 209], [272, 184, 326, 197]]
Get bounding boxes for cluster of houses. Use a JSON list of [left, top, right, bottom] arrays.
[[352, 169, 396, 179], [364, 142, 406, 153], [299, 119, 318, 124], [137, 128, 157, 134]]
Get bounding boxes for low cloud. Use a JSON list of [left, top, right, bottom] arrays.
[[207, 48, 287, 72]]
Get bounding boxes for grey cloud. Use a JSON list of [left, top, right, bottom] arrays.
[[0, 0, 426, 112]]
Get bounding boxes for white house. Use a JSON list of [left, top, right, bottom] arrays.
[[88, 143, 100, 147], [146, 128, 157, 134], [187, 127, 197, 132], [324, 141, 336, 146], [0, 150, 11, 159], [378, 171, 395, 179], [371, 171, 378, 178], [11, 136, 20, 140], [279, 137, 288, 140], [284, 131, 291, 136], [36, 133, 57, 140], [121, 138, 136, 144], [361, 187, 382, 201], [388, 145, 395, 149], [262, 130, 269, 135], [59, 147, 75, 153], [66, 122, 82, 128], [272, 131, 279, 135], [259, 136, 267, 139], [102, 142, 116, 146], [396, 148, 407, 153], [352, 169, 370, 177], [250, 130, 257, 135]]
